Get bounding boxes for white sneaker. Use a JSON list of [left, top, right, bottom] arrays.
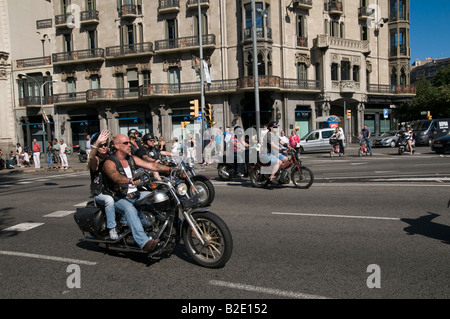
[[109, 228, 118, 240]]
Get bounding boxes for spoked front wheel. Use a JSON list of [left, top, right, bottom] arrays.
[[182, 212, 233, 268], [291, 166, 314, 189]]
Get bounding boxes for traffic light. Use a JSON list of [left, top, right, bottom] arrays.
[[205, 103, 212, 122], [346, 110, 351, 119], [181, 121, 190, 129], [427, 111, 432, 119], [190, 99, 199, 118]]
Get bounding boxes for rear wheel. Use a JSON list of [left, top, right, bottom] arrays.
[[182, 212, 233, 268], [291, 166, 314, 189]]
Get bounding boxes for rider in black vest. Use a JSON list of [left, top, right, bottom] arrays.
[[102, 133, 172, 252]]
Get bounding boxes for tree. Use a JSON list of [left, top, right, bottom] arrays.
[[402, 65, 450, 121]]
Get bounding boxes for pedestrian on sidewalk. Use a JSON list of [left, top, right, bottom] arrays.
[[59, 139, 69, 170], [52, 139, 61, 169], [32, 139, 41, 169], [46, 141, 55, 169]]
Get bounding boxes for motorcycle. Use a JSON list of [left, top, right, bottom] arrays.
[[358, 139, 372, 157], [249, 148, 314, 189], [397, 133, 415, 155], [160, 156, 215, 207], [217, 149, 256, 181], [74, 168, 233, 268], [73, 145, 87, 163]]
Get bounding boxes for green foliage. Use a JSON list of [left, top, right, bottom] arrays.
[[404, 65, 450, 121]]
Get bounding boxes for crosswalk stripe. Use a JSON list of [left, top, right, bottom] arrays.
[[43, 211, 75, 218], [2, 223, 44, 232]]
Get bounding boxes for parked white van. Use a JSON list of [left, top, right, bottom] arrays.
[[299, 128, 346, 153]]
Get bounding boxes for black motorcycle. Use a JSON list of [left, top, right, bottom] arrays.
[[74, 168, 233, 268], [73, 145, 87, 163]]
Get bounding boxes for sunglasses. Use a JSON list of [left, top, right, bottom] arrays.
[[121, 141, 131, 145], [99, 143, 108, 148]]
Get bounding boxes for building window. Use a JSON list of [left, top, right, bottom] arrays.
[[88, 29, 97, 49], [127, 69, 138, 92], [64, 33, 72, 52], [341, 61, 351, 81], [86, 0, 96, 11], [391, 67, 397, 86], [244, 2, 270, 39], [194, 13, 208, 36], [331, 63, 339, 81], [142, 71, 150, 86], [116, 74, 124, 89], [67, 77, 76, 96], [353, 65, 360, 82], [90, 75, 100, 89]]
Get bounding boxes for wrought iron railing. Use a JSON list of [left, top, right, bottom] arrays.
[[154, 34, 215, 51], [105, 42, 154, 58], [52, 48, 105, 63]]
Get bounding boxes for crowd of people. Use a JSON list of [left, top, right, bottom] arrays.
[[0, 138, 70, 170]]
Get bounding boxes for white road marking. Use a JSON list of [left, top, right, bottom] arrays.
[[272, 212, 400, 221], [0, 250, 97, 266], [43, 210, 75, 218], [209, 280, 330, 299], [2, 223, 44, 232], [74, 201, 88, 207]]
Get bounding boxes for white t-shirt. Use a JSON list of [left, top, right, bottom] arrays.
[[123, 166, 138, 194]]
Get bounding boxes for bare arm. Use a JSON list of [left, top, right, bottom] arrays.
[[103, 159, 129, 185], [133, 155, 172, 174]]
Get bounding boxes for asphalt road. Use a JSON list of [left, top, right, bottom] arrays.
[[0, 145, 449, 302]]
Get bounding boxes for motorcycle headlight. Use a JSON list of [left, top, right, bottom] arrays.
[[176, 182, 188, 196]]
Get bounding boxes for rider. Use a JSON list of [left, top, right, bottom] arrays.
[[261, 121, 288, 182], [233, 126, 248, 177], [330, 126, 345, 156], [87, 130, 118, 240], [404, 126, 414, 155], [359, 124, 372, 155], [102, 133, 173, 252]]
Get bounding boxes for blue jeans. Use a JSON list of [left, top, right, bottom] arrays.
[[360, 137, 372, 153], [114, 191, 152, 249], [47, 153, 54, 167], [94, 193, 116, 229]]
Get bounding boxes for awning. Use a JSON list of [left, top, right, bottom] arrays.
[[315, 115, 341, 123]]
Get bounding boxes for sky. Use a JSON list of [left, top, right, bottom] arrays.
[[410, 0, 450, 63]]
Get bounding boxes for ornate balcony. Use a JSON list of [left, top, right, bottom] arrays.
[[80, 10, 99, 25], [158, 0, 180, 13], [87, 88, 140, 101], [327, 0, 343, 16], [358, 7, 375, 20], [186, 0, 210, 10], [314, 35, 370, 54], [53, 92, 87, 105], [119, 4, 141, 19], [154, 34, 215, 53], [105, 42, 154, 59], [291, 0, 313, 10], [367, 84, 416, 95], [16, 56, 52, 68], [52, 48, 105, 65]]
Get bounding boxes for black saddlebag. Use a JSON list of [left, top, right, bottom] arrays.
[[74, 206, 106, 236]]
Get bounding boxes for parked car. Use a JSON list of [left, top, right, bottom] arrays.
[[431, 133, 450, 154], [373, 130, 403, 148], [410, 118, 450, 146], [299, 128, 346, 153]]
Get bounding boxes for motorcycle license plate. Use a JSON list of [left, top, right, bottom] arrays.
[[181, 196, 200, 208]]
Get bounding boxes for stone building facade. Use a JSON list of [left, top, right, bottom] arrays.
[[6, 0, 415, 151]]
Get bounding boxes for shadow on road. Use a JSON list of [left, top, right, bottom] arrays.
[[401, 212, 450, 245]]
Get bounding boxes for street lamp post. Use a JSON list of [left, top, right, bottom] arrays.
[[19, 73, 57, 150], [251, 0, 261, 141]]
